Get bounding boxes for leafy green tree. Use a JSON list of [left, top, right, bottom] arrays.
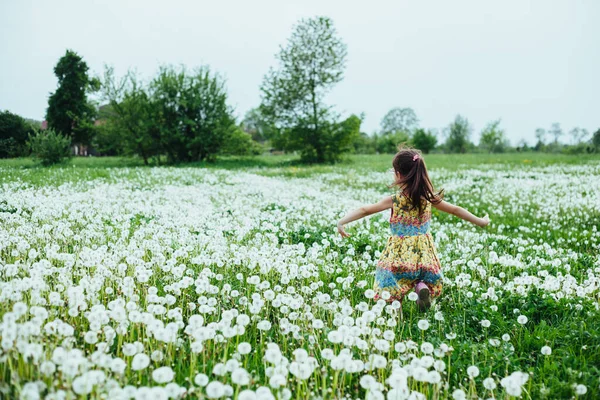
[[27, 128, 72, 166], [411, 128, 437, 154], [101, 67, 160, 164], [445, 115, 472, 153], [593, 128, 600, 149], [260, 16, 348, 163], [479, 120, 509, 153], [380, 108, 418, 135], [0, 110, 35, 157], [46, 49, 100, 144], [151, 65, 236, 163], [333, 114, 362, 156]]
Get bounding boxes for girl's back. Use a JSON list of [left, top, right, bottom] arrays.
[[390, 193, 431, 238]]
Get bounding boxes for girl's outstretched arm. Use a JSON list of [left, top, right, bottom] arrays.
[[432, 200, 489, 227], [337, 196, 393, 238]]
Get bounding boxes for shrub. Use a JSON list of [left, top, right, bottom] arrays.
[[411, 128, 437, 154], [28, 129, 72, 166], [0, 110, 34, 157], [375, 131, 410, 154], [220, 126, 264, 156]]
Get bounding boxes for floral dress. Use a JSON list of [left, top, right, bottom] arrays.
[[374, 192, 443, 302]]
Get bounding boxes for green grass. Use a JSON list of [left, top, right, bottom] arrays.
[[2, 152, 598, 186]]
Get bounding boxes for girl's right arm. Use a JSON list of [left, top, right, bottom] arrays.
[[432, 200, 490, 227]]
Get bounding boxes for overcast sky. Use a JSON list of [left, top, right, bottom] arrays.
[[1, 0, 598, 145]]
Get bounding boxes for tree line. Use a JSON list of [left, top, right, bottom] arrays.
[[1, 17, 599, 165]]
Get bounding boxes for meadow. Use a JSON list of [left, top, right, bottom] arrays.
[[0, 153, 599, 400]]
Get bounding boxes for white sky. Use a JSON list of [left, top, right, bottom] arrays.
[[1, 0, 599, 145]]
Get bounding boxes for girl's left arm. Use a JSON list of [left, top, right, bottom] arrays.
[[337, 196, 393, 238]]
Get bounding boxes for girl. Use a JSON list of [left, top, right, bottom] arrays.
[[337, 148, 489, 311]]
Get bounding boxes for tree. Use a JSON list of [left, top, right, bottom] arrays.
[[445, 115, 472, 153], [260, 16, 348, 163], [534, 128, 546, 151], [568, 127, 589, 145], [535, 128, 546, 142], [380, 108, 418, 135], [241, 108, 275, 143], [411, 128, 437, 154], [593, 128, 600, 149], [101, 67, 160, 164], [46, 49, 99, 144], [150, 65, 236, 163], [0, 110, 35, 157], [479, 120, 509, 153], [548, 122, 563, 144]]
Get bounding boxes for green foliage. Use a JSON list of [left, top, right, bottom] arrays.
[[0, 110, 34, 157], [27, 128, 72, 166], [260, 16, 349, 163], [593, 128, 600, 149], [150, 65, 235, 163], [410, 128, 437, 154], [101, 68, 160, 164], [445, 114, 472, 153], [479, 120, 509, 153], [380, 107, 418, 135], [352, 132, 376, 154], [374, 131, 410, 154], [220, 126, 264, 156], [101, 65, 237, 164], [46, 49, 99, 144]]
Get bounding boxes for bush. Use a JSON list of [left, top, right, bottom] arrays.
[[0, 110, 34, 157], [28, 129, 72, 166], [374, 131, 410, 154], [411, 128, 437, 154], [220, 126, 264, 156]]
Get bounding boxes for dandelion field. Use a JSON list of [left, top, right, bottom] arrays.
[[1, 155, 599, 399]]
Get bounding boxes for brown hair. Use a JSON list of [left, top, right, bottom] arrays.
[[391, 147, 443, 214]]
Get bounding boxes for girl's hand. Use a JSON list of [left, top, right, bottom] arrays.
[[479, 214, 490, 227], [337, 223, 350, 238]]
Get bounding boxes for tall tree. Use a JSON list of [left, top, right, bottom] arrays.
[[568, 127, 589, 145], [479, 120, 509, 153], [260, 16, 348, 163], [46, 49, 99, 144], [445, 115, 472, 153], [548, 122, 563, 144], [380, 108, 418, 135], [534, 128, 546, 144]]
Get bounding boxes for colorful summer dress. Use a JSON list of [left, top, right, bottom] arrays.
[[374, 192, 443, 302]]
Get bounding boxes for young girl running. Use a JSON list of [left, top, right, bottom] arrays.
[[337, 148, 489, 311]]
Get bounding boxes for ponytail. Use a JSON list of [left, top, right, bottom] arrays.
[[390, 147, 443, 214]]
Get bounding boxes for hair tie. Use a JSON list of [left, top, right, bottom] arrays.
[[412, 154, 420, 162]]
